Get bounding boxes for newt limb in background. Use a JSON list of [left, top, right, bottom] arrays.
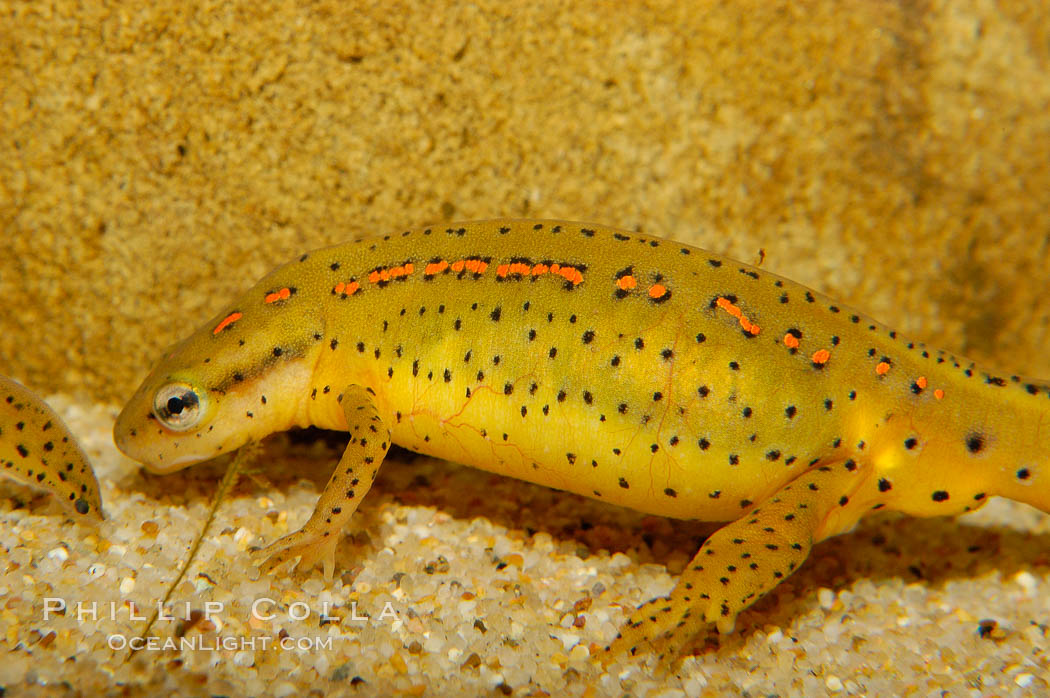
[[113, 219, 1050, 663], [0, 374, 103, 519]]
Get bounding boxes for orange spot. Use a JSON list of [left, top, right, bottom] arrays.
[[934, 389, 945, 400], [264, 287, 291, 304], [450, 260, 465, 273], [648, 284, 667, 299], [510, 262, 531, 275], [811, 349, 831, 365], [334, 282, 345, 294], [875, 362, 890, 376], [550, 263, 561, 273], [531, 263, 548, 276], [343, 281, 359, 295], [616, 275, 637, 291], [714, 296, 758, 334], [783, 333, 799, 349], [496, 264, 510, 277], [556, 266, 583, 285], [425, 260, 449, 275], [916, 376, 928, 389], [368, 270, 381, 284], [404, 263, 414, 274], [213, 312, 242, 335]]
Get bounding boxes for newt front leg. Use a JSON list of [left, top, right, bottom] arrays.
[[256, 384, 390, 580]]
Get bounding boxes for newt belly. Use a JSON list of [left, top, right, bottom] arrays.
[[113, 219, 1050, 662]]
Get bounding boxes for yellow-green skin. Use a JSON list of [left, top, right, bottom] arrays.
[[1, 375, 103, 519], [113, 220, 1050, 661]]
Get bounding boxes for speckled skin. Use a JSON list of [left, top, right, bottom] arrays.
[[113, 219, 1050, 661], [1, 375, 102, 519]]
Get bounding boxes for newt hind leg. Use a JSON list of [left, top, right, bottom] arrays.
[[255, 384, 390, 580], [602, 460, 876, 665]]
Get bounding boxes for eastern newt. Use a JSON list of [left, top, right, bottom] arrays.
[[112, 220, 1050, 661], [1, 374, 102, 519]]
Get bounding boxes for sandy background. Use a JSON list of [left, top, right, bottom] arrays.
[[2, 0, 1050, 695]]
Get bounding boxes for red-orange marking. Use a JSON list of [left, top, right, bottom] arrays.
[[264, 287, 291, 304], [425, 260, 449, 275], [875, 361, 891, 376], [649, 284, 668, 299], [616, 275, 637, 291], [368, 263, 415, 284], [934, 389, 945, 400], [213, 312, 242, 335], [555, 265, 583, 285], [495, 260, 583, 285], [916, 376, 928, 389], [334, 281, 360, 296], [714, 296, 760, 335], [811, 349, 831, 365], [783, 332, 799, 349]]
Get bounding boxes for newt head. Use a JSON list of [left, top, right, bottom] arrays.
[[114, 267, 325, 473]]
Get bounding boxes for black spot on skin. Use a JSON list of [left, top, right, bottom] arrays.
[[785, 405, 796, 419], [1017, 468, 1031, 480], [634, 338, 644, 350], [619, 477, 629, 489], [330, 339, 339, 350], [664, 488, 677, 497], [549, 347, 557, 359], [661, 348, 673, 361], [966, 433, 985, 454], [582, 330, 595, 344], [729, 361, 740, 371], [878, 478, 892, 492], [490, 307, 501, 322], [698, 438, 710, 450], [904, 437, 918, 450], [728, 454, 739, 465], [504, 383, 513, 395], [698, 386, 710, 398], [75, 499, 90, 515], [557, 390, 567, 402], [931, 490, 949, 502], [273, 347, 283, 357], [610, 355, 621, 367], [16, 444, 28, 457]]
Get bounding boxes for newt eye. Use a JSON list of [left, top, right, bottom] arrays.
[[153, 382, 203, 431]]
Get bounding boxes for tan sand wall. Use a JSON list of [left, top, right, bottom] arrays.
[[2, 0, 1049, 402]]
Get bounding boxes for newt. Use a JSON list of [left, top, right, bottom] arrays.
[[112, 219, 1050, 661], [1, 374, 102, 519]]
